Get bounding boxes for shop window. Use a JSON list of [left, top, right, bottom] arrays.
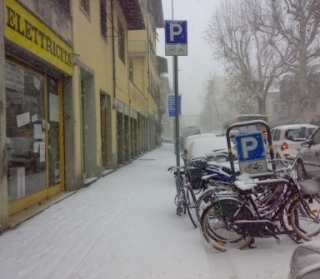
[[5, 61, 47, 201], [47, 77, 61, 186], [118, 20, 125, 64], [80, 0, 90, 17], [100, 0, 107, 39]]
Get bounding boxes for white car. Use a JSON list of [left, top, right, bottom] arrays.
[[183, 133, 236, 165], [270, 124, 317, 163]]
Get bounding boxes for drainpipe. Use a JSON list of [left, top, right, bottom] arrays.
[[0, 0, 8, 230], [111, 0, 116, 104], [146, 2, 150, 150], [111, 0, 118, 167]]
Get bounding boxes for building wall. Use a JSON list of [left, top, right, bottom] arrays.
[[19, 0, 72, 44], [0, 0, 165, 229]]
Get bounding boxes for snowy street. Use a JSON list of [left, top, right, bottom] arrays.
[[0, 144, 308, 279]]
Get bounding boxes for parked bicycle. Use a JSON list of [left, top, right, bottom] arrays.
[[168, 155, 233, 228], [168, 166, 198, 228], [200, 161, 320, 252], [182, 156, 237, 223]]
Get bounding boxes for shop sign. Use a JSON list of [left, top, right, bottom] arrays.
[[5, 0, 73, 75]]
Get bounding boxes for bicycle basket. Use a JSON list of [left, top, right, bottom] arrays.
[[299, 178, 320, 195], [187, 166, 202, 190], [190, 155, 207, 168]]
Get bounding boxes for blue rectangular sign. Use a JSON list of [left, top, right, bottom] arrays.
[[165, 20, 188, 56], [168, 94, 181, 118], [235, 132, 266, 162], [165, 21, 188, 44]]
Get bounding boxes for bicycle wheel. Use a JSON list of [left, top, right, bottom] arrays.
[[289, 196, 320, 241], [175, 173, 185, 216], [185, 187, 198, 228], [201, 198, 254, 252], [196, 189, 215, 223], [196, 184, 233, 223]]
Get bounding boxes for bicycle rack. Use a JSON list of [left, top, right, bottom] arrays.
[[226, 119, 276, 177]]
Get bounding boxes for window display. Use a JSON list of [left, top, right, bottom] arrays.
[[5, 60, 61, 201]]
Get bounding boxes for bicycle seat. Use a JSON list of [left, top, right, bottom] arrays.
[[234, 180, 257, 192]]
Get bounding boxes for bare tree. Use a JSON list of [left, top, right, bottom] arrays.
[[199, 79, 220, 132], [261, 0, 320, 121], [205, 0, 293, 115], [199, 76, 238, 131], [224, 74, 257, 114]]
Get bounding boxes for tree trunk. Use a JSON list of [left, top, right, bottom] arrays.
[[257, 96, 267, 115], [298, 22, 309, 123]]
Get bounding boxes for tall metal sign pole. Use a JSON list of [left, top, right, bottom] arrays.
[[0, 0, 8, 229], [165, 20, 188, 195]]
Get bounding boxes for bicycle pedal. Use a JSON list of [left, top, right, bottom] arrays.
[[176, 205, 183, 216]]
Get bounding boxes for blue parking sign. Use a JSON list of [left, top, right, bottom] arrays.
[[165, 21, 187, 44], [235, 132, 265, 162], [167, 94, 181, 118], [165, 20, 188, 56]]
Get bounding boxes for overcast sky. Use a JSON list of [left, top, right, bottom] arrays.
[[157, 0, 223, 115]]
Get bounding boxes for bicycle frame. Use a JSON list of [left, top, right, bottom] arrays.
[[229, 178, 308, 241]]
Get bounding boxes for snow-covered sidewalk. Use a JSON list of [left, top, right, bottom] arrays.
[[0, 144, 309, 278]]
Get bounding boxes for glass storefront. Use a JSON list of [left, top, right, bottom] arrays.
[[5, 60, 63, 202], [47, 77, 62, 186]]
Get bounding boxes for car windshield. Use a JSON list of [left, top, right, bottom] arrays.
[[284, 128, 315, 140]]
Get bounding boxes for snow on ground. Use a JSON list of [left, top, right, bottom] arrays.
[[0, 144, 316, 279]]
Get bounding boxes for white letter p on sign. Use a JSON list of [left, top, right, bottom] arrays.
[[170, 23, 182, 41], [241, 137, 258, 159]]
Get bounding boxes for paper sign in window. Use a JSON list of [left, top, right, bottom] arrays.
[[17, 112, 30, 127], [32, 114, 38, 123], [34, 77, 41, 90], [34, 124, 42, 140], [50, 94, 59, 122], [33, 142, 40, 153], [39, 142, 46, 162]]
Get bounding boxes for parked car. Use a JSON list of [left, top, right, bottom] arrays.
[[288, 240, 320, 279], [270, 124, 317, 164], [295, 126, 320, 181], [183, 133, 236, 165], [180, 126, 201, 151]]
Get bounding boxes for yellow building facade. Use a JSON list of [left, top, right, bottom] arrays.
[[0, 0, 165, 229]]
